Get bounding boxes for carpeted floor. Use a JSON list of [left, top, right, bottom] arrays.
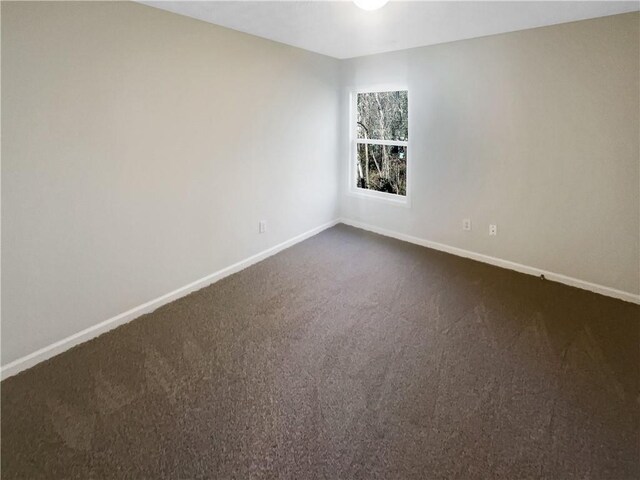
[[2, 224, 639, 479]]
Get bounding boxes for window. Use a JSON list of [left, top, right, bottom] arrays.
[[352, 89, 408, 201]]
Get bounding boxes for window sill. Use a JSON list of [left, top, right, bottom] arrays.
[[347, 188, 411, 208]]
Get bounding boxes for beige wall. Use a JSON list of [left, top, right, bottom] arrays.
[[3, 4, 638, 367], [339, 13, 640, 296], [1, 1, 340, 364]]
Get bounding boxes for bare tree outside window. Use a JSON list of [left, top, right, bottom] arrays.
[[355, 91, 408, 196]]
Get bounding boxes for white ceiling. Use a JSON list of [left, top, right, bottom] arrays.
[[139, 1, 640, 59]]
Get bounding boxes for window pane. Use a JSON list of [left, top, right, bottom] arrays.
[[357, 91, 408, 141], [356, 143, 406, 196]]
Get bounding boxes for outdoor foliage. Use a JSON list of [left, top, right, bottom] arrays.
[[356, 91, 408, 196]]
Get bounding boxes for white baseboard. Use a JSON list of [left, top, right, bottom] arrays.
[[340, 218, 640, 305], [4, 216, 636, 380], [1, 219, 340, 380]]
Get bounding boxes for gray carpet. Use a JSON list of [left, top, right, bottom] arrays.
[[2, 224, 639, 479]]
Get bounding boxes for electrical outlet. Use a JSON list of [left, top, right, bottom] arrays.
[[489, 224, 497, 236], [463, 218, 471, 231], [259, 221, 267, 234]]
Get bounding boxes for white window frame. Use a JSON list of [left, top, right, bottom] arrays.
[[348, 86, 410, 207]]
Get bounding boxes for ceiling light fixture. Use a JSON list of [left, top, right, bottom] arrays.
[[354, 0, 389, 11]]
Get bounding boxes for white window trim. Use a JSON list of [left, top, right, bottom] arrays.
[[348, 86, 411, 207]]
